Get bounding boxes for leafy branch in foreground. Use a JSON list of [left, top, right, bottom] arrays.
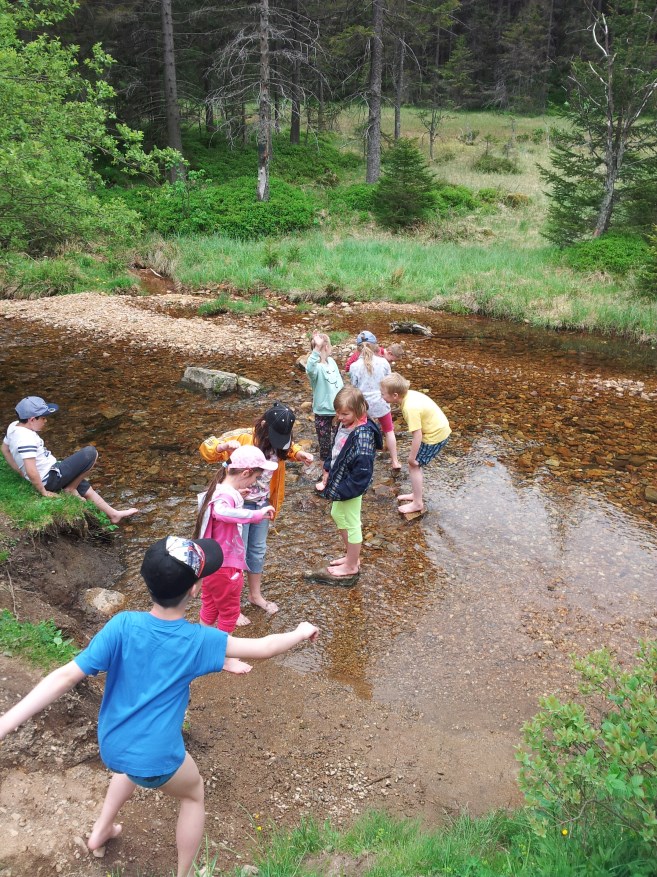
[[518, 640, 657, 849]]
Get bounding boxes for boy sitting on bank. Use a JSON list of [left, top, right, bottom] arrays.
[[2, 395, 137, 524], [380, 374, 451, 515], [0, 535, 319, 877]]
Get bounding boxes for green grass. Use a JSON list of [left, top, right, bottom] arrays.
[[0, 458, 113, 532], [198, 292, 268, 316], [144, 231, 657, 342], [162, 809, 657, 877], [0, 250, 136, 299], [0, 610, 79, 669]]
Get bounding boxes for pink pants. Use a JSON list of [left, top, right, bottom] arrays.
[[199, 566, 242, 633]]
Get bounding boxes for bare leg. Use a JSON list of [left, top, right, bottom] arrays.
[[160, 753, 206, 877], [84, 487, 138, 524], [385, 431, 401, 469], [87, 773, 134, 856], [328, 530, 351, 567], [398, 466, 424, 514], [246, 571, 278, 615], [327, 540, 361, 576]]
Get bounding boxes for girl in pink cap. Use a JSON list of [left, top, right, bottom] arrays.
[[193, 446, 277, 673]]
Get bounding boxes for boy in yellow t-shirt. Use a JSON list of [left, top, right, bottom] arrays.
[[380, 374, 451, 514]]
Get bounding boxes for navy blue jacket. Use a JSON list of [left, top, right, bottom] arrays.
[[323, 418, 383, 501]]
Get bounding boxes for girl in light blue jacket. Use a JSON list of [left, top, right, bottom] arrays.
[[306, 332, 344, 488]]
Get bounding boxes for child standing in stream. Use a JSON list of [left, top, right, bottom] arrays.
[[317, 386, 382, 579], [194, 445, 278, 674], [305, 331, 343, 489], [348, 338, 401, 471], [0, 535, 319, 877], [380, 373, 451, 515]]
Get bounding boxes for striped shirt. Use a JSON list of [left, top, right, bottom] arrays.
[[3, 421, 56, 480]]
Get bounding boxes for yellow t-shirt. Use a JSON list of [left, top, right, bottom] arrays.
[[401, 390, 451, 445]]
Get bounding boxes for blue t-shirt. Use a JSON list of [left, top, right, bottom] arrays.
[[74, 612, 227, 776]]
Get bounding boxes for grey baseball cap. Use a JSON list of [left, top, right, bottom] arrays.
[[15, 396, 59, 419]]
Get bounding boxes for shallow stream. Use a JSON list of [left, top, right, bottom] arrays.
[[2, 305, 657, 735]]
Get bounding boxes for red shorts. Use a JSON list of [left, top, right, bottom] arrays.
[[378, 411, 394, 434], [199, 566, 243, 633]]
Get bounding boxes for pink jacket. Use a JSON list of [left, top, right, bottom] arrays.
[[199, 485, 270, 569]]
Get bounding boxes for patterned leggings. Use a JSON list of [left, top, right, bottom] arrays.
[[314, 414, 335, 463]]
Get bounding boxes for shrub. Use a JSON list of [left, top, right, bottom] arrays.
[[503, 193, 532, 209], [561, 233, 649, 275], [112, 177, 317, 239], [328, 183, 377, 213], [473, 153, 520, 174], [434, 183, 479, 214], [372, 139, 436, 230], [477, 187, 501, 204], [518, 641, 657, 849]]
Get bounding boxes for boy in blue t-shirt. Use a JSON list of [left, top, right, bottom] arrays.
[[0, 535, 319, 877]]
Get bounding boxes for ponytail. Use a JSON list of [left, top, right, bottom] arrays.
[[193, 467, 226, 538], [359, 341, 378, 375]]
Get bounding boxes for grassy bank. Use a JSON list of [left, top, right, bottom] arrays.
[[184, 808, 655, 877], [147, 233, 657, 343], [0, 458, 112, 535]]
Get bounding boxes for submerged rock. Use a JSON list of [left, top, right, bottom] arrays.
[[182, 367, 261, 396]]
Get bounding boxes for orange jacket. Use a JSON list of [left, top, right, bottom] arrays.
[[199, 428, 303, 519]]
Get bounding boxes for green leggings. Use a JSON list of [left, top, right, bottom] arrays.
[[330, 495, 363, 544]]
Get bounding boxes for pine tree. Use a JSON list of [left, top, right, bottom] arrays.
[[372, 138, 435, 230]]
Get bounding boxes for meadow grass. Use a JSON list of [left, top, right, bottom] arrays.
[[0, 458, 112, 533]]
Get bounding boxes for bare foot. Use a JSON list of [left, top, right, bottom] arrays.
[[108, 508, 139, 524], [328, 557, 360, 570], [326, 563, 359, 577], [398, 501, 424, 514], [397, 493, 413, 502], [235, 612, 251, 627], [87, 822, 122, 858], [222, 656, 252, 674], [391, 464, 402, 472], [315, 479, 327, 491], [249, 598, 279, 615]]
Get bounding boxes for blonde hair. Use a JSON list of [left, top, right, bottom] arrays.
[[358, 341, 380, 375], [193, 465, 264, 538], [380, 373, 410, 397], [387, 343, 404, 359], [333, 386, 368, 419], [310, 332, 331, 352]]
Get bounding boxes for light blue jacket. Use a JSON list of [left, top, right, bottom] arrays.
[[305, 350, 344, 415]]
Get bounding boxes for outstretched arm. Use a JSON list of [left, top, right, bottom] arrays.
[[225, 622, 318, 661], [0, 661, 86, 740]]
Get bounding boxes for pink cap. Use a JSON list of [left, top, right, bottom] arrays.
[[228, 445, 278, 471]]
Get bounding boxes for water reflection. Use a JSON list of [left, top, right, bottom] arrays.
[[1, 307, 656, 721]]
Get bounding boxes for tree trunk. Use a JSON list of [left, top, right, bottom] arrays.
[[366, 0, 384, 183], [291, 58, 301, 143], [594, 143, 623, 236], [160, 0, 184, 181], [203, 69, 214, 134], [257, 0, 271, 202], [318, 73, 325, 131], [394, 36, 405, 140]]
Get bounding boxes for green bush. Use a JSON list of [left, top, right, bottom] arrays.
[[561, 233, 649, 275], [473, 153, 520, 174], [518, 641, 657, 850], [0, 251, 136, 299], [434, 182, 480, 214], [178, 131, 362, 186], [372, 139, 436, 230], [328, 183, 377, 213], [112, 176, 317, 239]]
